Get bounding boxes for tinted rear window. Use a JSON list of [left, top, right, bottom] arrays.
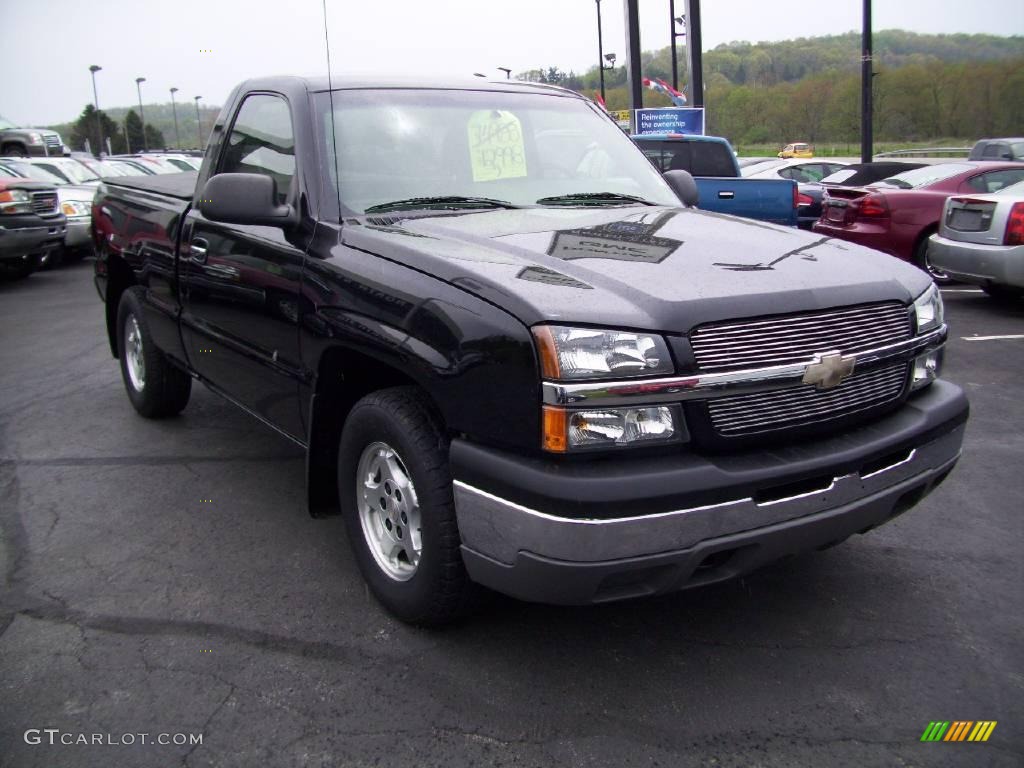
[[873, 163, 973, 189]]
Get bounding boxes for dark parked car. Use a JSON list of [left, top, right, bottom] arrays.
[[0, 114, 67, 157], [814, 162, 1024, 280], [94, 76, 965, 624], [968, 138, 1024, 162], [0, 176, 66, 278]]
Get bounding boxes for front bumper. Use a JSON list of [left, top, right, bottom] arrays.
[[928, 234, 1024, 289], [452, 381, 967, 604], [0, 221, 67, 259], [65, 219, 92, 249]]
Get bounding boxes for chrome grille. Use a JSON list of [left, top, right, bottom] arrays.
[[30, 191, 58, 214], [690, 302, 912, 372], [708, 362, 909, 436], [43, 134, 62, 148]]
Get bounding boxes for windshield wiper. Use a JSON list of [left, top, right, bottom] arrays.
[[535, 192, 658, 206], [364, 196, 518, 213]]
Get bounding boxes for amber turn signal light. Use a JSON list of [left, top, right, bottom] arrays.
[[542, 406, 568, 453], [532, 326, 561, 379]]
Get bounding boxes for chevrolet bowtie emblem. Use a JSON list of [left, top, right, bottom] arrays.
[[802, 352, 856, 390]]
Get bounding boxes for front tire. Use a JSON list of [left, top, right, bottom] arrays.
[[116, 287, 191, 418], [338, 386, 483, 625]]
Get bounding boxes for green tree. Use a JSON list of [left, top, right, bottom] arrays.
[[69, 104, 125, 155], [125, 110, 145, 152], [144, 123, 166, 149]]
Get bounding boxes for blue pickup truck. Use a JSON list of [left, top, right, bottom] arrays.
[[633, 134, 798, 227]]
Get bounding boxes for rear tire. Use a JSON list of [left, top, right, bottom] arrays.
[[913, 234, 951, 284], [116, 287, 191, 418], [337, 386, 484, 626]]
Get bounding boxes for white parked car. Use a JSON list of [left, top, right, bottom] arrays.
[[928, 180, 1024, 300], [740, 158, 848, 184]]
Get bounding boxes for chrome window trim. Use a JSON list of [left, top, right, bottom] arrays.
[[542, 325, 947, 407]]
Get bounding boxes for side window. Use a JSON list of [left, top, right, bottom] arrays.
[[972, 169, 1024, 193], [981, 143, 1001, 159], [690, 144, 734, 177], [219, 94, 295, 204]]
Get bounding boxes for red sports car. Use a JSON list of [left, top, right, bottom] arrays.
[[813, 161, 1024, 280]]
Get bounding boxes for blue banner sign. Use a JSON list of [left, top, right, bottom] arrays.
[[634, 108, 705, 136]]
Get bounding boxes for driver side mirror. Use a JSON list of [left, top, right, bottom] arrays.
[[198, 173, 295, 227], [663, 170, 699, 208]]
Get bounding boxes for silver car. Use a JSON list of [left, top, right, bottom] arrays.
[[928, 180, 1024, 300]]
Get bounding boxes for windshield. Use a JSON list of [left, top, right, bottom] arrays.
[[37, 160, 100, 184], [872, 163, 973, 190], [0, 115, 15, 130], [315, 89, 678, 216], [3, 161, 66, 184]]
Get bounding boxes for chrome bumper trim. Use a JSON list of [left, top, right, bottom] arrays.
[[542, 326, 947, 407], [453, 423, 963, 565]]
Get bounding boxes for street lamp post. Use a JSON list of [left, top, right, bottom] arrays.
[[497, 67, 511, 79], [88, 65, 103, 156], [135, 77, 148, 151], [193, 96, 203, 148], [670, 2, 687, 92], [169, 87, 181, 149]]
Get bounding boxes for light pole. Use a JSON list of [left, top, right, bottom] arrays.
[[670, 2, 686, 92], [89, 65, 103, 156], [124, 113, 131, 153], [193, 96, 203, 149], [497, 67, 511, 80], [169, 87, 181, 149], [596, 0, 606, 102], [135, 77, 148, 151]]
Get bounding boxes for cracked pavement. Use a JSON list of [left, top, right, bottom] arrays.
[[1, 261, 1022, 767]]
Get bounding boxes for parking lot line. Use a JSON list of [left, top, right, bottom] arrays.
[[961, 334, 1024, 342]]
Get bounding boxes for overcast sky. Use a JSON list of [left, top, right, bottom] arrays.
[[7, 0, 1023, 126]]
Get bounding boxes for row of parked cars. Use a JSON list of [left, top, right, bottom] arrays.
[[0, 151, 201, 279], [735, 153, 1024, 299]]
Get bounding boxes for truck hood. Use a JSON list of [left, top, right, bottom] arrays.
[[341, 205, 932, 332]]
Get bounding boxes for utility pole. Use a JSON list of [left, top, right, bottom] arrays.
[[170, 87, 181, 149], [89, 65, 103, 157], [623, 0, 643, 112], [683, 0, 703, 107], [861, 0, 874, 163], [596, 0, 606, 102], [135, 77, 148, 151], [194, 96, 203, 148]]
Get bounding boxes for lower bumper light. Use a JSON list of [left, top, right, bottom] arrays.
[[543, 405, 686, 452], [911, 349, 943, 391]]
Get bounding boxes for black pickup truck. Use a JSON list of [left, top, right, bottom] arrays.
[[93, 76, 968, 624]]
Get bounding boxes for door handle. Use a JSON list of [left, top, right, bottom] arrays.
[[190, 237, 209, 264], [717, 190, 735, 199]]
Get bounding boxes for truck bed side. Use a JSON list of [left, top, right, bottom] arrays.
[[92, 173, 196, 363], [694, 177, 798, 227]]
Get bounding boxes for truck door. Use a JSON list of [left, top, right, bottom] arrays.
[[180, 93, 306, 441]]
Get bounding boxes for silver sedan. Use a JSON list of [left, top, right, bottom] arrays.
[[928, 180, 1024, 300]]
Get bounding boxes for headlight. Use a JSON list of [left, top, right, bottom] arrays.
[[61, 200, 91, 218], [533, 325, 674, 380], [913, 284, 944, 334], [543, 405, 686, 452], [28, 132, 43, 145], [0, 189, 32, 215]]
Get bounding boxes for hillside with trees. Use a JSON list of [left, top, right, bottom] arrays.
[[51, 101, 221, 153], [517, 30, 1024, 148]]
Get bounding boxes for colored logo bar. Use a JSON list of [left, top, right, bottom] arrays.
[[920, 721, 997, 742]]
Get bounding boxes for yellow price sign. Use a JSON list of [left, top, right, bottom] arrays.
[[468, 110, 528, 182], [611, 109, 631, 123]]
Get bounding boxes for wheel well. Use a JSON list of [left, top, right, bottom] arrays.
[[306, 347, 427, 517], [104, 255, 136, 358], [1, 141, 25, 152], [913, 225, 938, 260]]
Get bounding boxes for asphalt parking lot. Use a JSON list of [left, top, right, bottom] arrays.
[[1, 259, 1022, 768]]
